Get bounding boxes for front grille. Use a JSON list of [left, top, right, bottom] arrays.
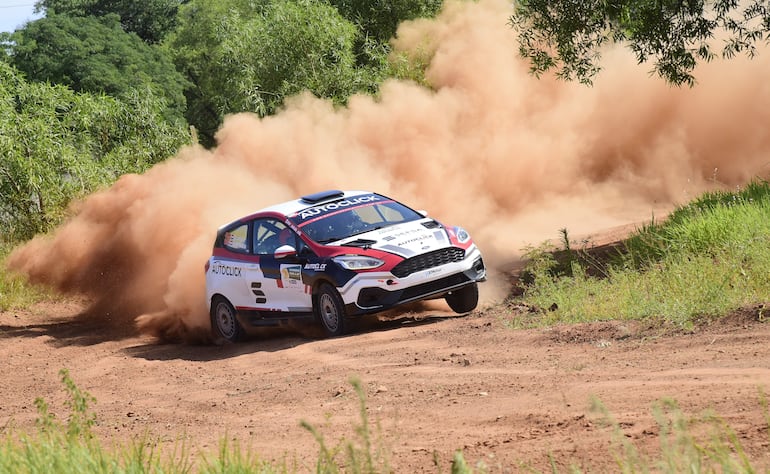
[[391, 247, 465, 278]]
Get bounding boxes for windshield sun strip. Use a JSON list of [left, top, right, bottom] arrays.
[[293, 200, 395, 228]]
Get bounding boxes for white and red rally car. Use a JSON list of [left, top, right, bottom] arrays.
[[205, 190, 486, 341]]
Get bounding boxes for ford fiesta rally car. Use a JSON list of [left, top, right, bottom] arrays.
[[205, 190, 486, 341]]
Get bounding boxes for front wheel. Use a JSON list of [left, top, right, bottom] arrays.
[[445, 283, 479, 313], [211, 296, 244, 342], [314, 283, 346, 337]]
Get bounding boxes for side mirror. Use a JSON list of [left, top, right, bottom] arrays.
[[274, 244, 297, 259], [417, 209, 429, 217]]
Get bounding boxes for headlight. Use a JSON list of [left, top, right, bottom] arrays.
[[332, 255, 385, 271], [455, 227, 471, 244]]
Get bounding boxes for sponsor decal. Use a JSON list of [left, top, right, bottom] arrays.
[[287, 220, 301, 233], [280, 264, 303, 289], [298, 195, 380, 220], [304, 263, 327, 271], [424, 268, 443, 277], [396, 233, 432, 247], [211, 261, 242, 277], [383, 228, 421, 239], [287, 266, 301, 280]]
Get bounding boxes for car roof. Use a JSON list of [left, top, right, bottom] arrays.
[[220, 190, 375, 230], [261, 189, 373, 216]]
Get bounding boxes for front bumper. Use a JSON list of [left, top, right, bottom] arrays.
[[339, 246, 486, 315]]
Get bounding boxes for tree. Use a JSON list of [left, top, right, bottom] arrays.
[[9, 14, 188, 121], [0, 62, 190, 240], [170, 0, 377, 145], [329, 0, 443, 43], [35, 0, 183, 43], [510, 0, 770, 86], [328, 0, 443, 75]]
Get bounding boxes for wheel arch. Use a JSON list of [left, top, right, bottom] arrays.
[[310, 277, 339, 299], [209, 292, 232, 311]]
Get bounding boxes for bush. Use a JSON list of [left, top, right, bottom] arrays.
[[0, 62, 190, 241]]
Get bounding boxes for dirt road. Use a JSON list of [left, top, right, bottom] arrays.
[[2, 298, 769, 472]]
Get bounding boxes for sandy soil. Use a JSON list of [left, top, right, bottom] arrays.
[[2, 295, 770, 472]]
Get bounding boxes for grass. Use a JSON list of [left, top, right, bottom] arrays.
[[590, 389, 770, 474], [0, 369, 181, 473], [512, 179, 770, 330], [0, 241, 57, 312], [301, 378, 392, 474], [0, 372, 395, 474]]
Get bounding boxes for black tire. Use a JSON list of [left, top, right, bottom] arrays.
[[445, 283, 479, 313], [210, 296, 244, 342], [314, 283, 346, 337]]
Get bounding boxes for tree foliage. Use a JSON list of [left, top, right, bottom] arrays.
[[170, 0, 382, 145], [35, 0, 182, 43], [328, 0, 443, 75], [329, 0, 443, 43], [9, 14, 187, 121], [511, 0, 770, 86], [5, 0, 447, 148], [0, 63, 190, 240]]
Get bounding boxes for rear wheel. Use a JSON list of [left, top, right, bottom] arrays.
[[211, 296, 244, 342], [315, 283, 345, 337], [445, 283, 479, 313]]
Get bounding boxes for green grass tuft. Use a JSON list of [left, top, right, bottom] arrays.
[[300, 377, 392, 474], [588, 388, 770, 473], [0, 242, 57, 312]]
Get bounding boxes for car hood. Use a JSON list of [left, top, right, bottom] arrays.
[[333, 220, 452, 258]]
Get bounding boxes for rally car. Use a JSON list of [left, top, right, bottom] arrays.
[[205, 190, 486, 341]]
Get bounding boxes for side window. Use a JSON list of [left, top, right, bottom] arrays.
[[223, 224, 250, 253], [253, 219, 294, 255]]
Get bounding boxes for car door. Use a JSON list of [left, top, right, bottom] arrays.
[[251, 218, 313, 312]]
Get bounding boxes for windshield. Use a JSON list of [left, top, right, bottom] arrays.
[[292, 197, 423, 244]]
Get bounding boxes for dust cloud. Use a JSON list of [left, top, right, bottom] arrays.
[[6, 0, 770, 341]]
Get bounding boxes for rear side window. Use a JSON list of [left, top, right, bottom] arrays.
[[223, 224, 249, 253]]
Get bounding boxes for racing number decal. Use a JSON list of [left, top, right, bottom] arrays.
[[251, 282, 267, 304]]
